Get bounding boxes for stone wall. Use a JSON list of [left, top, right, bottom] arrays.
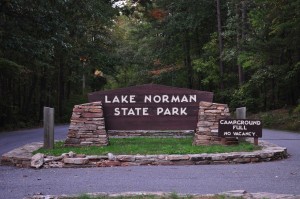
[[193, 101, 238, 145], [65, 102, 109, 147], [1, 140, 288, 168]]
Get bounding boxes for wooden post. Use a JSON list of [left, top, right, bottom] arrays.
[[221, 137, 226, 145], [236, 107, 246, 119], [49, 107, 54, 149], [236, 107, 246, 142], [44, 107, 54, 149], [44, 107, 49, 148]]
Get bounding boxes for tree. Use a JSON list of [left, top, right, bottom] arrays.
[[0, 0, 117, 129], [216, 0, 224, 89]]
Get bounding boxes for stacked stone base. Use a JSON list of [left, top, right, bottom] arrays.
[[65, 102, 109, 147], [193, 101, 238, 145], [0, 140, 288, 168]]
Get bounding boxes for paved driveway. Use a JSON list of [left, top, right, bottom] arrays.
[[0, 126, 299, 199]]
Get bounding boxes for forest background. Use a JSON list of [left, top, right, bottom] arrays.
[[0, 0, 299, 131]]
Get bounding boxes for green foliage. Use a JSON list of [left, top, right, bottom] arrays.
[[193, 57, 219, 87], [192, 33, 221, 90], [1, 0, 300, 130], [294, 104, 300, 114], [0, 58, 24, 76], [237, 52, 258, 70], [250, 109, 300, 132], [60, 94, 88, 123], [34, 138, 260, 156], [230, 83, 262, 112], [0, 0, 118, 129]]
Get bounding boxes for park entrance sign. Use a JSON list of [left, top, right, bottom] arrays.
[[88, 84, 213, 130]]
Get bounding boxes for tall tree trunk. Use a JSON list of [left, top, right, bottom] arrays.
[[39, 67, 46, 120], [58, 57, 65, 121], [195, 27, 202, 57], [236, 1, 243, 86], [184, 29, 193, 89], [239, 0, 246, 85], [24, 73, 37, 114], [66, 67, 71, 100], [216, 0, 224, 89]]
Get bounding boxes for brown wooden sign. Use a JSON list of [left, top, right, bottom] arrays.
[[218, 119, 262, 137], [88, 84, 213, 130]]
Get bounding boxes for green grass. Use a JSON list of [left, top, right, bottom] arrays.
[[34, 137, 260, 156]]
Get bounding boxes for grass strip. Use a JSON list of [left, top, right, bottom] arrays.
[[34, 137, 260, 156]]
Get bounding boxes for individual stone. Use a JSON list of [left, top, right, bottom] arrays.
[[233, 157, 251, 163], [71, 113, 81, 118], [211, 154, 226, 161], [199, 101, 213, 107], [80, 124, 97, 131], [64, 158, 89, 165], [80, 141, 93, 145], [65, 138, 80, 145], [121, 162, 140, 166], [31, 153, 44, 169], [89, 108, 103, 113], [97, 160, 121, 167], [217, 106, 225, 110], [197, 121, 214, 127], [137, 159, 156, 165], [219, 190, 248, 198], [82, 112, 103, 118], [157, 155, 166, 160], [68, 151, 76, 158], [48, 161, 63, 168], [197, 127, 210, 132], [117, 155, 135, 162], [44, 156, 63, 163], [167, 155, 190, 161], [108, 153, 116, 161], [195, 134, 211, 140], [86, 155, 108, 161], [67, 130, 78, 138]]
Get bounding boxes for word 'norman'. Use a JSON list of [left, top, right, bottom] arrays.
[[105, 95, 197, 104]]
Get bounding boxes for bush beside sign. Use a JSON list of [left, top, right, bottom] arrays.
[[218, 119, 262, 138]]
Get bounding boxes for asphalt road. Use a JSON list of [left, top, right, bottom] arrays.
[[0, 126, 300, 199]]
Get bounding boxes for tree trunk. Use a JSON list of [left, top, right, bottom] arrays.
[[216, 0, 224, 89], [58, 56, 65, 121], [184, 29, 193, 89], [236, 2, 242, 86], [24, 73, 37, 115], [239, 0, 246, 85], [195, 27, 202, 57], [39, 67, 46, 120]]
